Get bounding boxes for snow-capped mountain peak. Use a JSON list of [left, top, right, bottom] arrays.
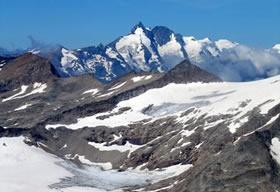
[[10, 22, 280, 83], [130, 21, 146, 34], [115, 23, 160, 72]]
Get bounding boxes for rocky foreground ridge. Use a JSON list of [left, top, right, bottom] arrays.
[[0, 53, 280, 192]]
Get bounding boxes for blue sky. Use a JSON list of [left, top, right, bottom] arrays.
[[0, 0, 279, 50]]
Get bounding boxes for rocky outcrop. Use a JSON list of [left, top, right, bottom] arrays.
[[0, 53, 58, 92]]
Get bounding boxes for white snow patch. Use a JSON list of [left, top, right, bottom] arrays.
[[262, 114, 279, 127], [171, 142, 191, 153], [131, 75, 152, 83], [20, 83, 47, 97], [233, 137, 242, 145], [181, 142, 191, 147], [181, 129, 195, 137], [228, 116, 249, 134], [158, 33, 183, 57], [32, 82, 47, 91], [88, 141, 142, 156], [204, 119, 225, 130], [78, 155, 113, 170], [243, 114, 280, 137], [144, 75, 152, 80], [111, 134, 122, 142], [61, 48, 78, 66], [214, 151, 222, 156], [2, 85, 28, 102], [65, 154, 77, 160], [60, 144, 67, 150], [195, 142, 204, 149], [270, 137, 280, 165], [2, 83, 47, 102], [46, 106, 147, 129], [132, 76, 146, 82], [29, 49, 41, 54], [152, 163, 193, 181], [105, 47, 122, 62], [177, 137, 184, 144], [133, 162, 149, 171], [14, 103, 32, 111], [97, 91, 115, 98], [109, 82, 127, 91], [82, 88, 99, 95]]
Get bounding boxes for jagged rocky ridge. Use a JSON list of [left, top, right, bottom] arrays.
[[1, 54, 280, 192]]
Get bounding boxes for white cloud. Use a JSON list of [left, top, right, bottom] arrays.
[[197, 44, 280, 82]]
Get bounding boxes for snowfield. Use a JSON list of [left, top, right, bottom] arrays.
[[0, 137, 192, 192], [3, 75, 280, 192], [0, 137, 71, 192], [47, 75, 280, 135]]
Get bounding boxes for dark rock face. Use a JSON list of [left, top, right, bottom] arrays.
[[0, 53, 105, 128], [169, 119, 280, 192], [0, 56, 15, 69], [152, 26, 174, 46], [0, 53, 58, 92], [154, 59, 222, 85]]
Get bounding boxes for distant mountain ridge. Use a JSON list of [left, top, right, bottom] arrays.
[[2, 22, 280, 82]]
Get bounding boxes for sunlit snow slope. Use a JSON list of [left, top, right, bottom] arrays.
[[47, 75, 280, 135]]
